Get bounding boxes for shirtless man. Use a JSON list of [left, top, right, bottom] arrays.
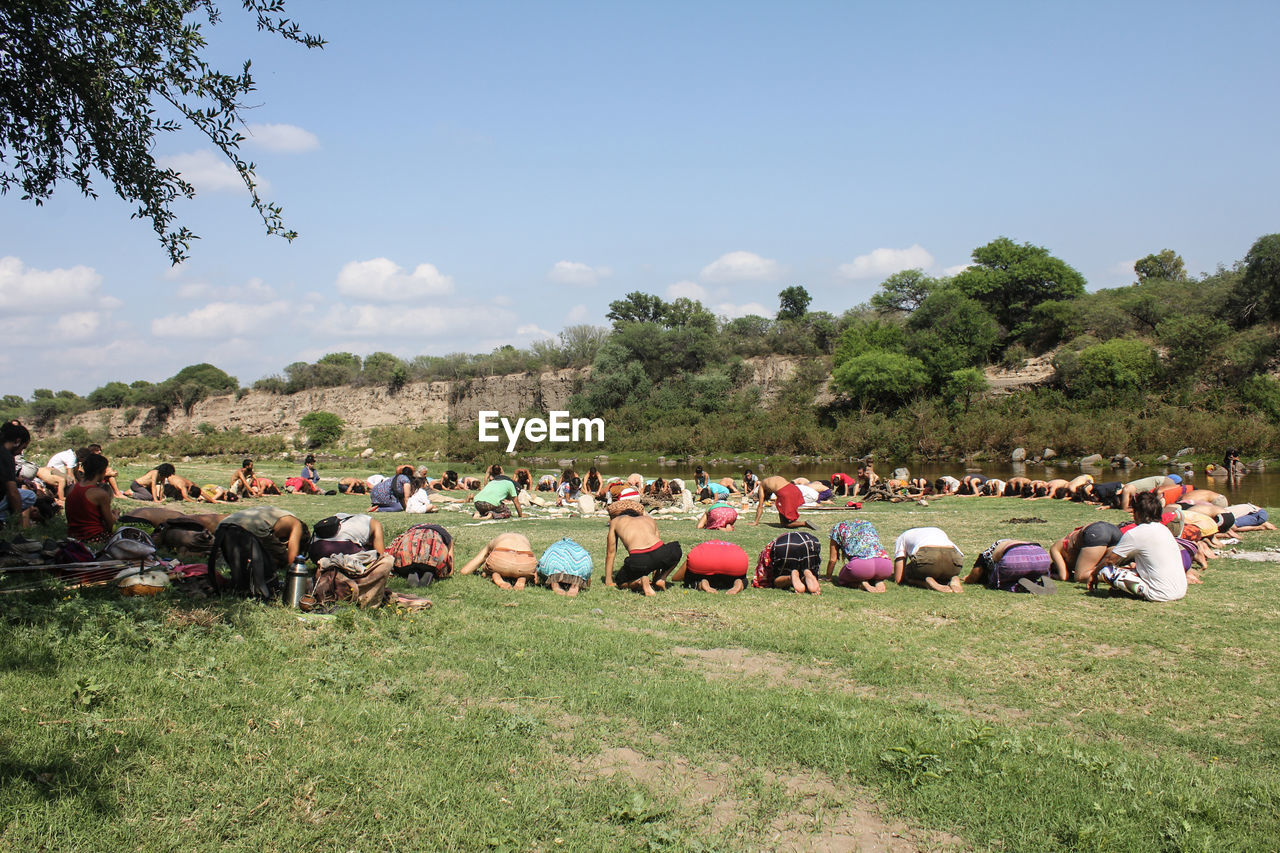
[[459, 532, 538, 590], [604, 510, 682, 596], [751, 475, 813, 529], [1119, 475, 1177, 512], [86, 444, 129, 498], [1064, 474, 1093, 500], [163, 472, 203, 502]]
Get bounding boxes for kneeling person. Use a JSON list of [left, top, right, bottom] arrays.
[[605, 508, 682, 596], [666, 540, 749, 594], [460, 532, 538, 590], [893, 527, 965, 593]]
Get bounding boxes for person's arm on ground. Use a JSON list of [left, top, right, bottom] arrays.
[[458, 540, 494, 575], [604, 523, 618, 586], [751, 486, 767, 526]]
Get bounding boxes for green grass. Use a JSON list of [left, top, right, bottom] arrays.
[[3, 460, 1278, 851]]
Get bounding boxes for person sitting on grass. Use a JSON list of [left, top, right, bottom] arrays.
[[1225, 503, 1275, 533], [536, 537, 594, 597], [230, 459, 263, 498], [753, 530, 823, 594], [1, 423, 40, 530], [892, 526, 965, 593], [82, 444, 129, 499], [65, 452, 117, 546], [472, 474, 524, 520], [1049, 521, 1123, 582], [825, 520, 892, 592], [662, 540, 749, 594], [197, 483, 239, 504], [35, 447, 78, 505], [1087, 492, 1187, 602], [604, 505, 682, 596], [369, 466, 415, 513], [459, 532, 539, 590], [309, 512, 386, 562], [1118, 474, 1178, 512], [162, 472, 204, 502], [128, 463, 176, 502], [751, 475, 813, 529], [697, 499, 738, 531]]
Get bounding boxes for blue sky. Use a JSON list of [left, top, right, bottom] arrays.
[[3, 0, 1278, 396]]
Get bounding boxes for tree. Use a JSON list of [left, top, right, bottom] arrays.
[[0, 1, 324, 264], [170, 363, 237, 393], [869, 269, 938, 314], [944, 368, 987, 413], [830, 350, 928, 411], [905, 291, 998, 382], [950, 237, 1087, 345], [1134, 249, 1187, 283], [1061, 339, 1159, 398], [606, 292, 668, 327], [558, 324, 609, 365], [299, 411, 344, 448], [1226, 233, 1280, 326], [832, 318, 906, 367], [776, 286, 812, 321]]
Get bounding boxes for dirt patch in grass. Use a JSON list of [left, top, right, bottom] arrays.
[[577, 746, 960, 851], [165, 607, 223, 628], [673, 646, 877, 697]]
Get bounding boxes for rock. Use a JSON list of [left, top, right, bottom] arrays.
[[558, 459, 574, 468], [1248, 459, 1267, 471], [182, 456, 191, 463], [893, 467, 909, 480], [1042, 448, 1056, 460], [1011, 448, 1027, 462], [1155, 454, 1169, 463], [656, 457, 666, 464], [360, 448, 374, 459], [393, 452, 405, 460], [1079, 453, 1103, 466], [1175, 447, 1195, 457]]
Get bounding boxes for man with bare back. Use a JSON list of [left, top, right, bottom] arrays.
[[459, 532, 538, 590], [751, 475, 813, 529], [604, 509, 682, 596]]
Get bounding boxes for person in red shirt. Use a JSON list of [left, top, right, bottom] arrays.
[[66, 453, 118, 544]]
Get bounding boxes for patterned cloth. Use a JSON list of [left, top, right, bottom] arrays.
[[829, 520, 887, 560], [1098, 565, 1150, 599], [386, 524, 453, 578], [705, 505, 738, 529], [537, 538, 593, 589], [753, 531, 822, 587]]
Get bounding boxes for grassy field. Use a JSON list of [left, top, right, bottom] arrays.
[[2, 459, 1278, 851]]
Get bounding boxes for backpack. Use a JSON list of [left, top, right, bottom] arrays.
[[985, 543, 1051, 592], [207, 524, 278, 600], [537, 538, 593, 584], [55, 540, 97, 564], [100, 526, 157, 560]]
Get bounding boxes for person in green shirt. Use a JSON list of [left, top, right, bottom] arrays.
[[472, 477, 524, 520]]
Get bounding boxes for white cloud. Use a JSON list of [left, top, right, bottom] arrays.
[[318, 303, 511, 337], [713, 301, 771, 319], [158, 150, 249, 193], [564, 304, 590, 324], [53, 312, 102, 340], [177, 277, 276, 301], [700, 251, 781, 283], [1110, 259, 1138, 277], [516, 323, 555, 338], [0, 256, 105, 311], [151, 300, 292, 339], [665, 280, 708, 302], [943, 263, 971, 277], [548, 261, 611, 285], [336, 258, 455, 301], [163, 263, 187, 281], [244, 122, 320, 153], [838, 244, 935, 280]]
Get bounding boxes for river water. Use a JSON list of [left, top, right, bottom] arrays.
[[588, 459, 1280, 507]]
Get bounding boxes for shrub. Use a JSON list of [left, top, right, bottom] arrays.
[[299, 411, 344, 448], [1065, 339, 1159, 398], [197, 422, 217, 436]]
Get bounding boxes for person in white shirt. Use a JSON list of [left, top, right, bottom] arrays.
[[1088, 492, 1187, 602], [892, 527, 965, 593], [36, 448, 79, 504]]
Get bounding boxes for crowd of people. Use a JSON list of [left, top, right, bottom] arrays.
[[3, 421, 1272, 607]]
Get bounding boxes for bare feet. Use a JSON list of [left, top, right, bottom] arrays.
[[790, 571, 806, 593], [949, 577, 964, 594], [566, 584, 579, 597], [513, 577, 527, 591], [491, 574, 513, 590], [697, 579, 716, 594], [923, 577, 949, 592], [640, 576, 657, 597], [654, 578, 668, 591], [1186, 569, 1203, 584], [861, 580, 887, 594], [803, 570, 821, 595], [727, 579, 744, 595]]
